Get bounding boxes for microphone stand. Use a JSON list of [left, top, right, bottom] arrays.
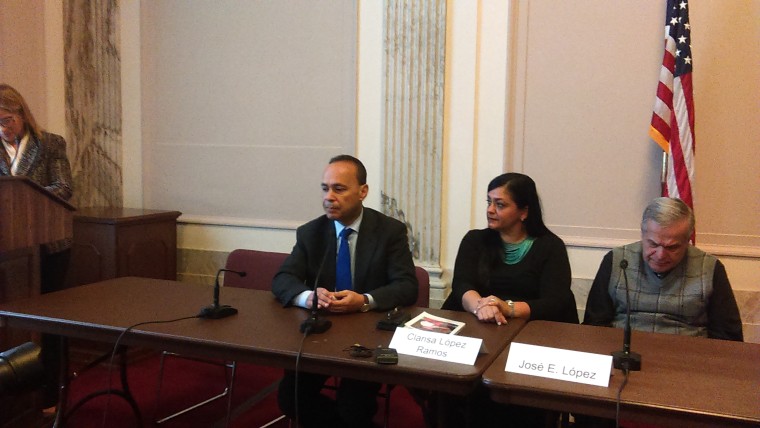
[[199, 268, 246, 319], [300, 246, 332, 335], [612, 259, 642, 371]]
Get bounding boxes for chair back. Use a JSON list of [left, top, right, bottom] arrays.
[[223, 250, 429, 305], [414, 266, 430, 308], [223, 249, 289, 291]]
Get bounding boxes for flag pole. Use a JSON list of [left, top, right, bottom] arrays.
[[660, 152, 668, 196]]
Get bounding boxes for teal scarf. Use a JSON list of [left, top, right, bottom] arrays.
[[502, 237, 535, 265]]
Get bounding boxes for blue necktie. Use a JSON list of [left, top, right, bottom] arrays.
[[335, 228, 353, 291]]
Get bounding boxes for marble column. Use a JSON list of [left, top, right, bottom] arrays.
[[381, 0, 446, 305], [64, 0, 122, 208]]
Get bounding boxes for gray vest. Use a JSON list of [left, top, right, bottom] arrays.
[[608, 242, 715, 337]]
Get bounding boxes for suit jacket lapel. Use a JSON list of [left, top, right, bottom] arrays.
[[322, 219, 338, 289], [0, 148, 10, 175], [354, 209, 378, 291], [13, 137, 40, 177]]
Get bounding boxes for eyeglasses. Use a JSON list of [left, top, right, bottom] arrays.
[[0, 116, 16, 127]]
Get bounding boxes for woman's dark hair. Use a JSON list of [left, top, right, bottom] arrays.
[[488, 172, 549, 237]]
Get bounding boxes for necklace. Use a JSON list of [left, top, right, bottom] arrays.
[[502, 237, 535, 265]]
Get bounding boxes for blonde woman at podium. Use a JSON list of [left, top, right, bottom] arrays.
[[0, 84, 72, 201], [1, 83, 74, 412]]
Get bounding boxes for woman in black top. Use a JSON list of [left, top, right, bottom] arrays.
[[443, 172, 578, 324], [439, 173, 577, 428]]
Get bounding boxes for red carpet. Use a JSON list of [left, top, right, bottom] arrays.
[[63, 350, 425, 427]]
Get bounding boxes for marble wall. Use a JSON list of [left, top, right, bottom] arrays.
[[380, 0, 447, 306], [381, 0, 446, 265], [64, 0, 123, 208], [734, 290, 760, 343]]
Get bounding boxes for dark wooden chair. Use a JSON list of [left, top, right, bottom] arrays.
[[154, 249, 289, 427]]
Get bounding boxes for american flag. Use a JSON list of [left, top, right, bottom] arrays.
[[649, 0, 695, 211]]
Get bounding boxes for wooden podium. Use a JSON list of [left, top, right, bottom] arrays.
[[0, 176, 74, 428], [66, 207, 181, 288]]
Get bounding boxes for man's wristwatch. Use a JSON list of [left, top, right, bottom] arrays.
[[506, 300, 515, 318], [360, 294, 372, 313]]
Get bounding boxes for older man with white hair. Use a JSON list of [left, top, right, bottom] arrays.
[[583, 197, 743, 341]]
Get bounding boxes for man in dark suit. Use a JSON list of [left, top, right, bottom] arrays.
[[272, 154, 418, 428]]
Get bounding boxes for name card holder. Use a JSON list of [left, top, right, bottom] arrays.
[[505, 343, 612, 387], [389, 327, 482, 365]]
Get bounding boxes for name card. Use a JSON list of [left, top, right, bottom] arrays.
[[505, 342, 612, 387], [389, 327, 482, 365]]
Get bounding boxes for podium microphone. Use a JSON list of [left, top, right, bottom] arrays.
[[300, 245, 332, 335], [199, 268, 246, 319], [612, 259, 641, 371]]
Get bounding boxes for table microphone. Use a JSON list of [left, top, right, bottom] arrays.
[[300, 245, 332, 334], [199, 268, 246, 319], [612, 259, 641, 371]]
